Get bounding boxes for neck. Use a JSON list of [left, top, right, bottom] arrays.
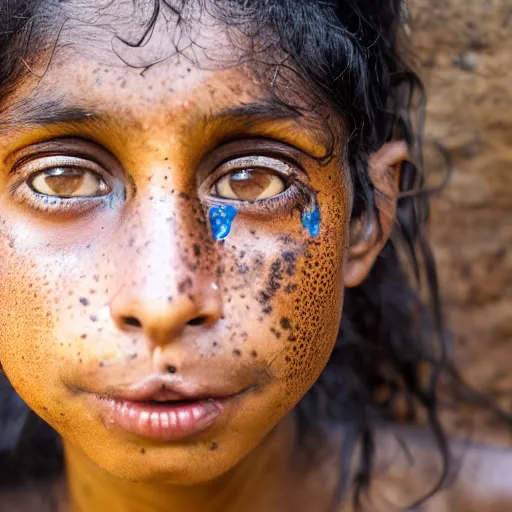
[[64, 416, 297, 512]]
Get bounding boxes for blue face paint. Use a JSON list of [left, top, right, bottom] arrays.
[[209, 204, 238, 241], [301, 200, 321, 237]]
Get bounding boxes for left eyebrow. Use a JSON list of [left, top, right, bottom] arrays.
[[214, 99, 304, 124]]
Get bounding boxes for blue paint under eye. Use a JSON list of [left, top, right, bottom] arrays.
[[302, 201, 321, 237], [209, 204, 238, 241]]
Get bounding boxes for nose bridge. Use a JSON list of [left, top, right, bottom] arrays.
[[109, 191, 222, 344]]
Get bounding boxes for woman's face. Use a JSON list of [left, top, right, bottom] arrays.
[[0, 2, 384, 485]]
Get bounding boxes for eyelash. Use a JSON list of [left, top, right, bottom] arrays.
[[8, 148, 314, 218], [200, 155, 313, 216], [9, 156, 115, 215]]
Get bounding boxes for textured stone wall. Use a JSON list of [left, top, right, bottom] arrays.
[[409, 0, 512, 443]]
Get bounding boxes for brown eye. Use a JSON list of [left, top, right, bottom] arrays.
[[29, 168, 110, 198], [214, 169, 285, 201]]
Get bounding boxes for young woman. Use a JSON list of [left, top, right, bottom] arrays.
[[1, 1, 509, 511]]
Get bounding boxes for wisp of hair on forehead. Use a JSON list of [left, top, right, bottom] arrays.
[[0, 1, 508, 510]]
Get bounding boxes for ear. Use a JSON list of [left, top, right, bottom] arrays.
[[344, 141, 409, 288]]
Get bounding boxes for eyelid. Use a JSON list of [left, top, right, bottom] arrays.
[[6, 137, 119, 177], [12, 155, 107, 178], [196, 139, 311, 185], [200, 154, 307, 195], [216, 155, 301, 178]]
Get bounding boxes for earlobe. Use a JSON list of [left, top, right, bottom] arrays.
[[344, 141, 409, 288]]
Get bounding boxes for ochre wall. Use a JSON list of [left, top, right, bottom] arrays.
[[409, 0, 512, 443]]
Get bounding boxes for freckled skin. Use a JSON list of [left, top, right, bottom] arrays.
[[0, 3, 407, 512]]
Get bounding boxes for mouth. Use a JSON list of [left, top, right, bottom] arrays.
[[88, 377, 250, 443]]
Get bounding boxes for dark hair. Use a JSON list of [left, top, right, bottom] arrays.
[[0, 0, 451, 509]]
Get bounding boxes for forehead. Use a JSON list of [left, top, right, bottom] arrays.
[[25, 1, 267, 117], [4, 0, 338, 159]]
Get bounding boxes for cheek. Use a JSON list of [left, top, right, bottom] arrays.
[[0, 233, 72, 422], [219, 195, 348, 405]]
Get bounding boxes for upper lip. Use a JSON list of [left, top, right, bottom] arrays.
[[92, 375, 251, 403]]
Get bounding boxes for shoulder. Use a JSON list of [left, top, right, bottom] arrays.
[[339, 425, 512, 512]]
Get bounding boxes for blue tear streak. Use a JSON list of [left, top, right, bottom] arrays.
[[209, 204, 238, 241], [302, 201, 321, 237]]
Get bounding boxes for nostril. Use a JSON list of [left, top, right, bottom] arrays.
[[187, 316, 208, 327], [123, 316, 142, 328]]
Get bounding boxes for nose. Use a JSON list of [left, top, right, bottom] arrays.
[[110, 280, 223, 346], [108, 195, 223, 348]]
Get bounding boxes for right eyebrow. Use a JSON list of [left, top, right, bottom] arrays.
[[1, 98, 103, 128]]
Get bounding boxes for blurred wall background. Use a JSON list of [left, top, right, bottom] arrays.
[[409, 0, 512, 443]]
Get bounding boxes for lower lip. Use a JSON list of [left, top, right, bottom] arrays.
[[96, 397, 224, 442]]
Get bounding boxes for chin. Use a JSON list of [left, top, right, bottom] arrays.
[[76, 435, 245, 485]]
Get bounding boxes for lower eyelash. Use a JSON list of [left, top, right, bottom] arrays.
[[215, 182, 316, 221], [10, 184, 109, 215]]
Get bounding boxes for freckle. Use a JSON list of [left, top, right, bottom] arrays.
[[250, 350, 257, 358], [285, 356, 291, 363], [193, 244, 201, 257], [280, 318, 291, 330], [129, 353, 138, 360], [80, 334, 87, 340], [168, 296, 173, 303], [99, 361, 105, 367], [140, 448, 146, 454], [232, 349, 241, 357], [79, 297, 89, 306], [90, 315, 98, 322], [210, 442, 218, 451], [166, 365, 177, 374]]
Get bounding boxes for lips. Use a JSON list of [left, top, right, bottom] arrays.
[[87, 376, 245, 443]]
